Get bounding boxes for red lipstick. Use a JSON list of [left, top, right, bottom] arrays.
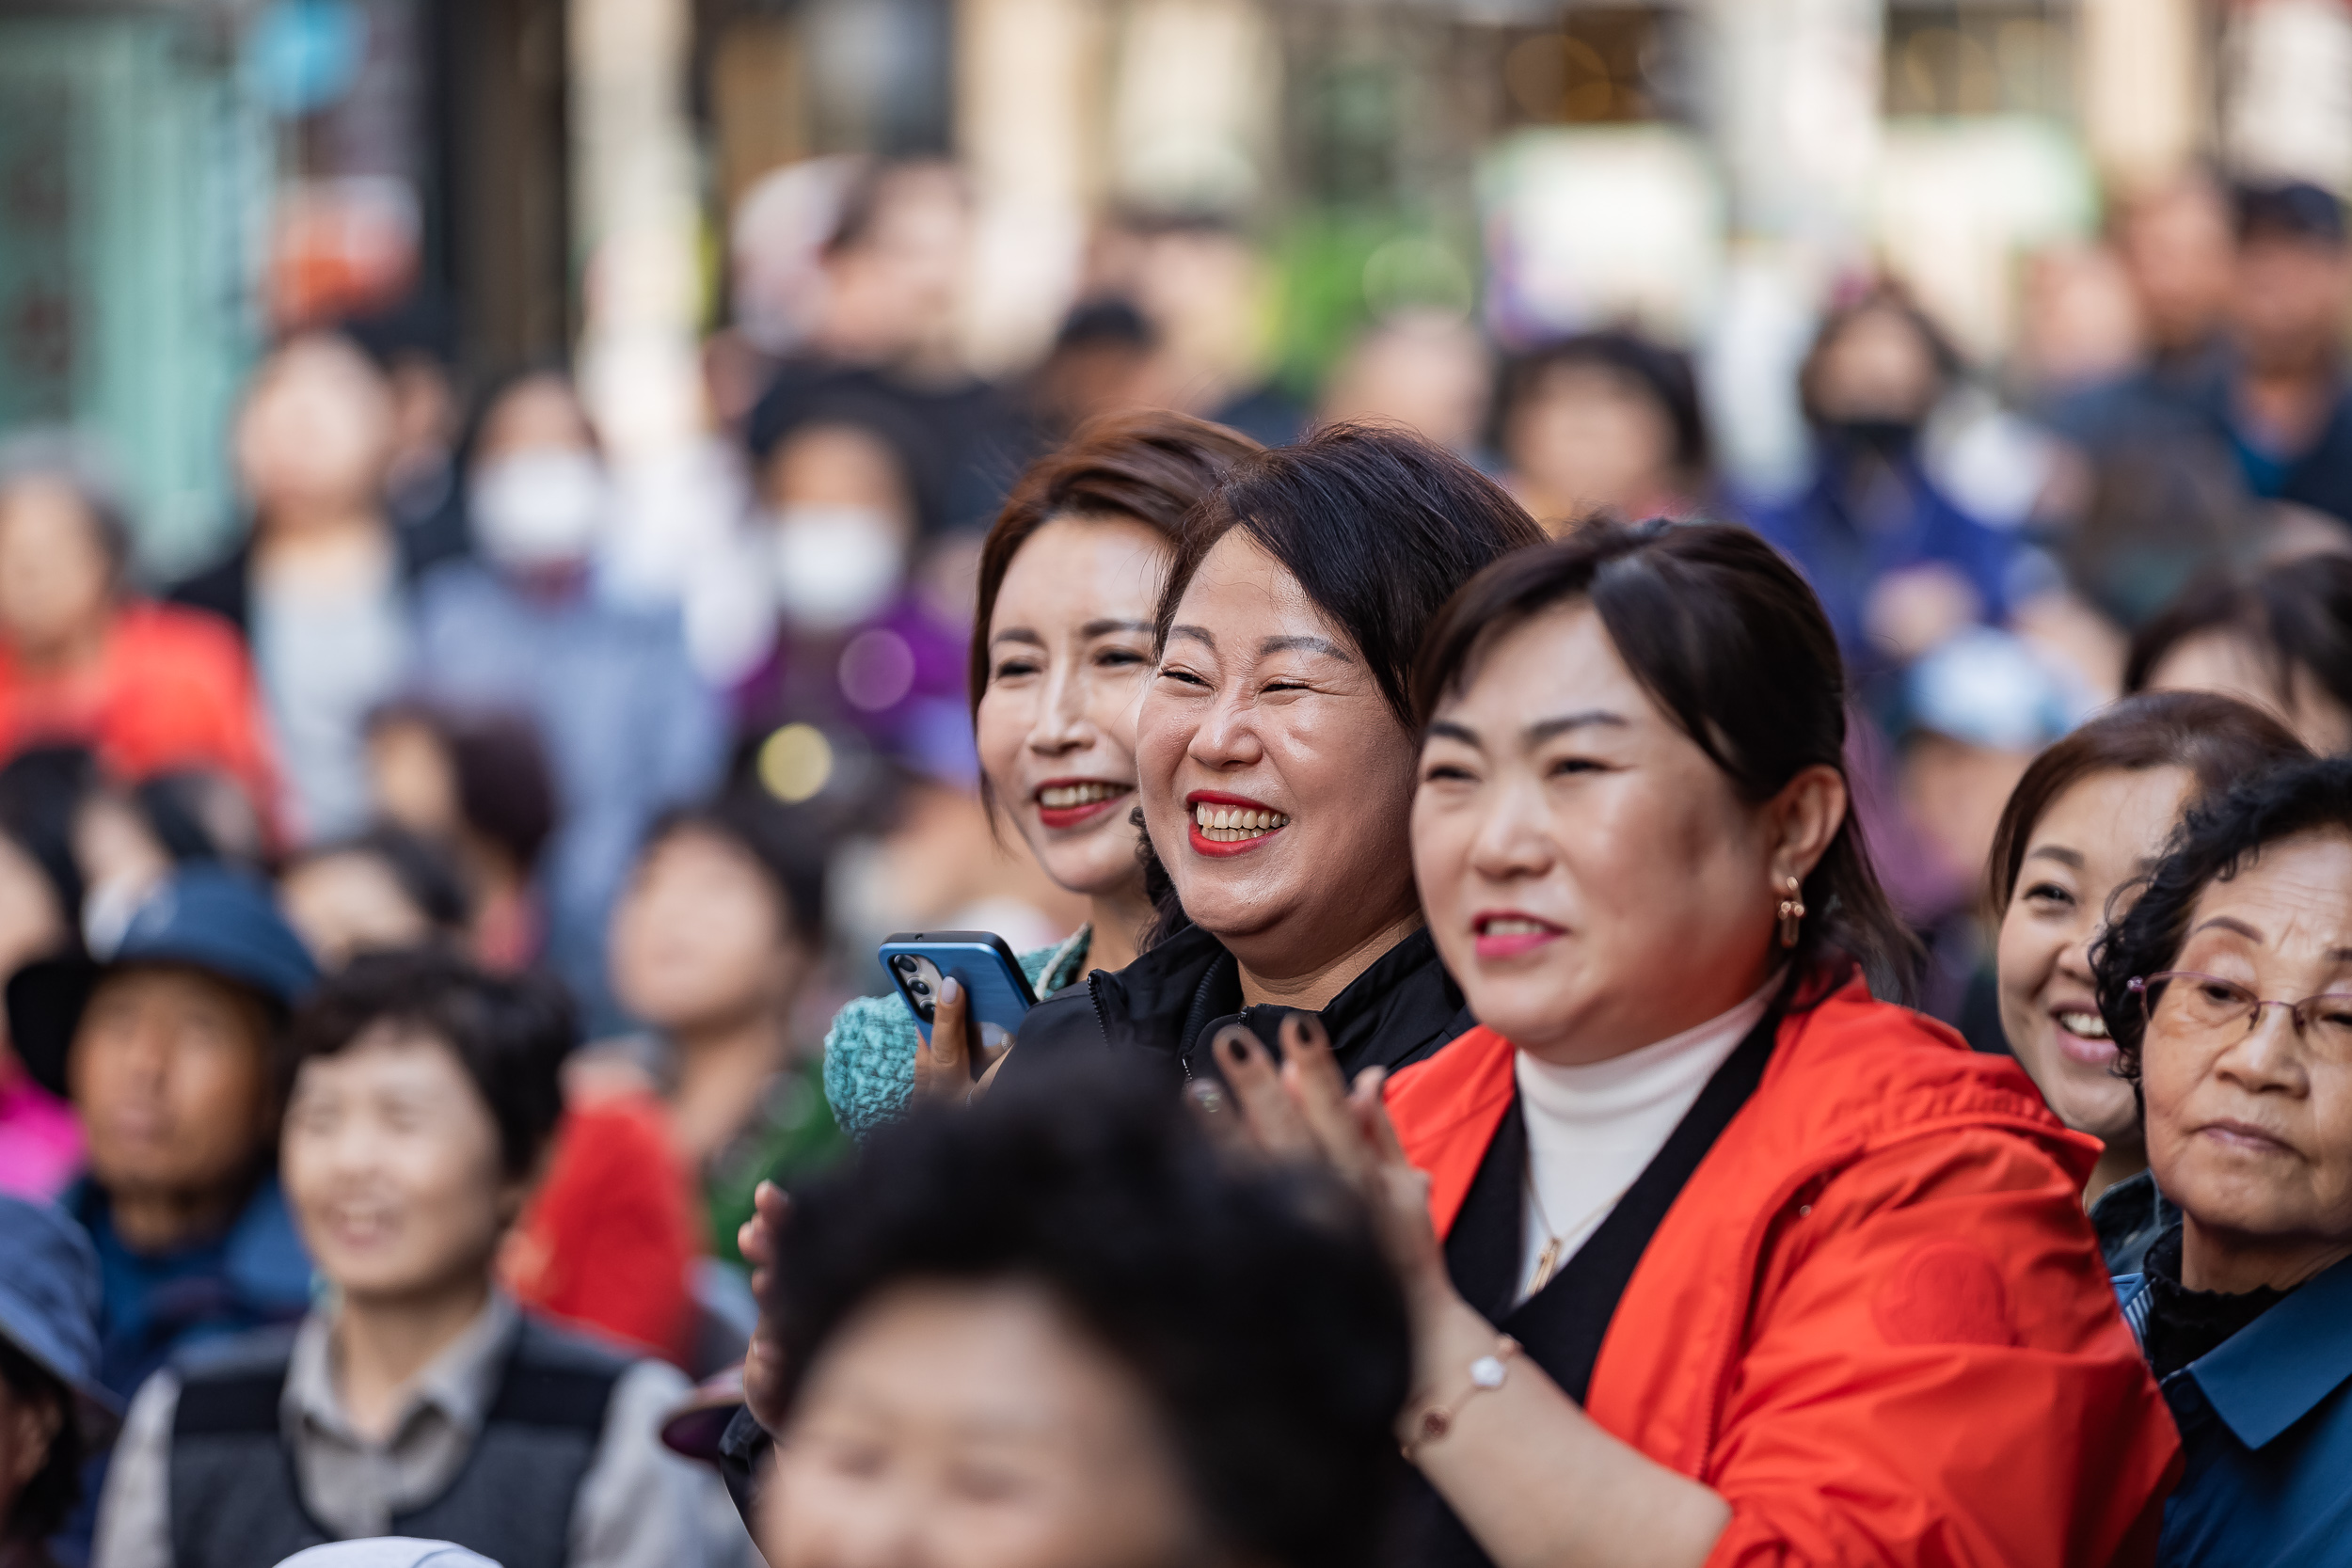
[[1471, 910, 1565, 961], [1033, 778, 1130, 832], [1184, 790, 1290, 859]]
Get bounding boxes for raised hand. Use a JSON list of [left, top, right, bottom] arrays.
[[737, 1179, 792, 1433], [1211, 1014, 1451, 1312]]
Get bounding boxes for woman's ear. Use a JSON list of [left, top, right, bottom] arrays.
[[1768, 764, 1848, 885]]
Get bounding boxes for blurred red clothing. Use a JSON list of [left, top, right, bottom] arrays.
[[0, 599, 278, 816], [502, 1092, 696, 1367]]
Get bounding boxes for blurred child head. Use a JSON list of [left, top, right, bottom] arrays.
[[280, 826, 470, 970], [234, 333, 398, 526], [1497, 331, 1706, 530], [2126, 551, 2352, 754], [0, 435, 133, 665], [609, 793, 825, 1042], [1319, 311, 1491, 455]]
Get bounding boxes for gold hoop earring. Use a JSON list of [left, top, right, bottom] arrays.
[[1775, 875, 1805, 949]]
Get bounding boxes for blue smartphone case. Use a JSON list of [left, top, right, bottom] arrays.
[[877, 931, 1039, 1049]]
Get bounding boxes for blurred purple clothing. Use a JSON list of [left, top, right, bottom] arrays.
[[0, 1070, 81, 1199], [732, 594, 978, 787]]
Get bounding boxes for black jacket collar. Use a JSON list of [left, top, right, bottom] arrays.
[[1084, 921, 1471, 1085]]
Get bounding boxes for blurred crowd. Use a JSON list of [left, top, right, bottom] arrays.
[[1, 148, 2351, 1568]]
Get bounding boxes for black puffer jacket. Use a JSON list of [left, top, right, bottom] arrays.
[[995, 920, 1473, 1096]]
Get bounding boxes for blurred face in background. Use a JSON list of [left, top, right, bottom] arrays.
[[468, 374, 611, 572], [1137, 532, 1421, 982], [69, 966, 276, 1231], [1808, 304, 1943, 430], [1996, 766, 2192, 1146], [611, 826, 803, 1037], [284, 1022, 519, 1302], [1320, 314, 1492, 455], [2118, 176, 2235, 355], [2231, 232, 2352, 376], [366, 717, 464, 842], [2018, 245, 2144, 392], [235, 334, 397, 524], [281, 850, 437, 970], [0, 477, 116, 665], [2144, 632, 2352, 755], [819, 163, 971, 369], [977, 515, 1167, 901], [762, 422, 915, 635], [1503, 361, 1677, 530], [764, 1279, 1202, 1568]]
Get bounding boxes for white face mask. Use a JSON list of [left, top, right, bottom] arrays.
[[469, 449, 612, 569], [768, 505, 905, 632]]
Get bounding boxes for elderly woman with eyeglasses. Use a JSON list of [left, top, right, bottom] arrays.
[[2094, 753, 2352, 1566]]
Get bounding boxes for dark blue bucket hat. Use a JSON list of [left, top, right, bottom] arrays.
[[7, 865, 318, 1099], [0, 1196, 122, 1448]]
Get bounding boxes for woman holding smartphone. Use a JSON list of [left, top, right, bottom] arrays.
[[993, 424, 1545, 1096], [823, 411, 1260, 1135]]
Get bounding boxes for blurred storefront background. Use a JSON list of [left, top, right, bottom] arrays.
[[5, 0, 2351, 567]]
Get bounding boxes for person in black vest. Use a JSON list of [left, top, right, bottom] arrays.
[[91, 950, 710, 1568], [929, 423, 1544, 1102]]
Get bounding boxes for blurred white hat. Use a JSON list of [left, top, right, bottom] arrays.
[[273, 1542, 501, 1568]]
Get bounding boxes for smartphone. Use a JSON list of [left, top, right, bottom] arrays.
[[878, 931, 1039, 1072]]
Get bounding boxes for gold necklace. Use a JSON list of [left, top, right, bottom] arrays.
[[1523, 1167, 1633, 1296]]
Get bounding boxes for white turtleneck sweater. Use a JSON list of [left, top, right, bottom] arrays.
[[1514, 975, 1781, 1304]]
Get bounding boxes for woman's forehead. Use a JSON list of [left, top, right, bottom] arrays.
[[2185, 831, 2352, 949], [1444, 601, 1640, 715], [1178, 531, 1347, 648]]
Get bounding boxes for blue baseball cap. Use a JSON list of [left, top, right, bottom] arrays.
[[7, 865, 319, 1099], [0, 1196, 121, 1448]]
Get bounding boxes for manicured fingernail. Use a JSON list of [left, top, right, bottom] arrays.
[[941, 977, 961, 1004], [1188, 1081, 1225, 1115]]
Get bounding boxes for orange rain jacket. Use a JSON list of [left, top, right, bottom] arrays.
[[1383, 977, 2182, 1568]]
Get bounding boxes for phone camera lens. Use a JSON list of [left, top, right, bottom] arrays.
[[892, 955, 918, 974], [910, 979, 931, 997]]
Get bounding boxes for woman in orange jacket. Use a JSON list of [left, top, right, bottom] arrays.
[[1215, 523, 2181, 1568]]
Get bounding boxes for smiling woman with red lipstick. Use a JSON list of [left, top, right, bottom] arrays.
[[992, 424, 1544, 1096], [1212, 523, 2176, 1568], [2094, 755, 2352, 1564], [1986, 691, 2306, 1268], [820, 412, 1260, 1136]]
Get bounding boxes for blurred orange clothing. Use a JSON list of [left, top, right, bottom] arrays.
[[503, 1091, 698, 1367], [0, 599, 278, 815]]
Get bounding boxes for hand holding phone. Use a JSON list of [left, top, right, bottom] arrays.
[[880, 931, 1038, 1082]]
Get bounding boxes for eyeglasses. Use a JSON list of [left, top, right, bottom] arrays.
[[2129, 971, 2352, 1062]]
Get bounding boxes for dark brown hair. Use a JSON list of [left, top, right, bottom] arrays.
[[1985, 690, 2309, 911], [290, 948, 574, 1180], [2122, 553, 2352, 736], [969, 410, 1263, 719], [1153, 422, 1547, 728], [1412, 520, 1917, 1002]]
